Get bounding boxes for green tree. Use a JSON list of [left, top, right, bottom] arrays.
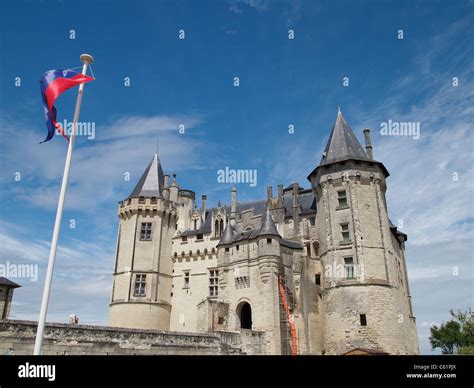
[[429, 309, 473, 354]]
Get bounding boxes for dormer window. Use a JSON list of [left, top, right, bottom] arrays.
[[138, 196, 145, 204], [215, 219, 224, 237]]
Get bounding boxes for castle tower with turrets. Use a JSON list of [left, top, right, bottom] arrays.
[[307, 109, 419, 354], [108, 110, 419, 355]]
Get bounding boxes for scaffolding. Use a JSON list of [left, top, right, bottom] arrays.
[[278, 273, 297, 355]]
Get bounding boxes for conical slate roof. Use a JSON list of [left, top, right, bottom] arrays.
[[128, 153, 165, 198], [320, 109, 370, 166], [217, 221, 234, 246], [257, 200, 280, 237]]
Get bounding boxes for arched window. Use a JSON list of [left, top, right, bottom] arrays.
[[237, 302, 252, 329], [215, 218, 224, 237]]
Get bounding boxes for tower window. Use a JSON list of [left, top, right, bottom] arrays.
[[181, 236, 187, 242], [215, 219, 224, 237], [184, 271, 190, 289], [360, 314, 367, 326], [209, 269, 219, 297], [341, 223, 350, 243], [267, 238, 272, 244], [225, 247, 229, 252], [315, 274, 321, 285], [193, 219, 197, 230], [140, 222, 152, 241], [337, 190, 348, 208], [134, 274, 146, 296], [236, 245, 240, 251], [344, 257, 354, 279], [196, 234, 203, 241]]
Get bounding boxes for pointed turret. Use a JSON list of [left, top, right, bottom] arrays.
[[320, 108, 370, 166], [128, 152, 165, 198], [308, 108, 389, 179], [257, 200, 280, 237], [217, 221, 234, 246]]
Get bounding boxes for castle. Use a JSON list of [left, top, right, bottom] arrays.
[[108, 109, 419, 355]]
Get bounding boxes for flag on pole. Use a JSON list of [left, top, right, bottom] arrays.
[[39, 69, 94, 143]]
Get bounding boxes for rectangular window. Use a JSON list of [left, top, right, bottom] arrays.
[[184, 271, 190, 289], [196, 234, 203, 241], [209, 269, 219, 297], [140, 222, 152, 241], [134, 274, 146, 296], [267, 238, 272, 244], [181, 236, 187, 242], [341, 223, 350, 243], [236, 245, 240, 251], [338, 190, 348, 207], [225, 247, 229, 252], [315, 274, 321, 285], [344, 257, 354, 279], [360, 314, 367, 326], [138, 196, 145, 204]]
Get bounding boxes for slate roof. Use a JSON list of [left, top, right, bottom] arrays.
[[0, 277, 21, 288], [180, 188, 316, 238], [128, 153, 165, 199], [320, 109, 371, 166], [307, 109, 389, 179]]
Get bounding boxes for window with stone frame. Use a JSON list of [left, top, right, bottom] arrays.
[[140, 222, 152, 241], [184, 271, 190, 289], [344, 257, 355, 279], [337, 190, 348, 208], [209, 269, 218, 297], [134, 274, 146, 296], [341, 223, 350, 243]]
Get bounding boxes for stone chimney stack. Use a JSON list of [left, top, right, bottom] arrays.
[[292, 182, 301, 234], [231, 187, 237, 219], [201, 195, 207, 218], [163, 174, 170, 200], [277, 184, 284, 208], [267, 185, 273, 200], [363, 128, 373, 159]]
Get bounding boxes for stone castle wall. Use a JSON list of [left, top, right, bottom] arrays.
[[0, 320, 267, 355]]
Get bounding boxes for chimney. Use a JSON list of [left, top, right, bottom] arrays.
[[363, 128, 373, 159], [292, 182, 301, 234], [231, 187, 237, 218], [201, 194, 207, 217], [292, 182, 300, 208], [169, 174, 179, 202], [267, 185, 273, 199], [277, 184, 284, 208], [163, 175, 170, 200]]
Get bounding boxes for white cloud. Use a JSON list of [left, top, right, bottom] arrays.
[[1, 113, 215, 211], [229, 0, 269, 14]]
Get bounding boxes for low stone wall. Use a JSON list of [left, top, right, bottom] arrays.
[[0, 320, 251, 355], [215, 329, 271, 355]]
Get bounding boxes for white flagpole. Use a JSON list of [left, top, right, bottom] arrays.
[[33, 53, 94, 355]]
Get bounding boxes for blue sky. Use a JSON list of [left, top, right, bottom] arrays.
[[0, 0, 472, 354]]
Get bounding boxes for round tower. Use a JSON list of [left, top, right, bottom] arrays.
[[307, 109, 419, 355], [108, 151, 178, 330]]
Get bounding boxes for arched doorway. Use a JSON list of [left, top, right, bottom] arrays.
[[237, 302, 252, 329]]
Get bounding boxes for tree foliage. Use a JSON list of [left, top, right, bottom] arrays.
[[429, 309, 473, 354]]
